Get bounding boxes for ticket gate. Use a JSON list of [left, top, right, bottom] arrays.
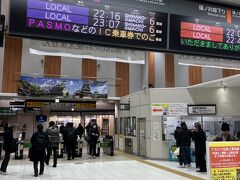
[[75, 136, 83, 157], [15, 134, 24, 159], [57, 134, 64, 158]]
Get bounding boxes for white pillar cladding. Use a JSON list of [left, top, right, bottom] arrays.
[[61, 56, 82, 79], [174, 55, 189, 87], [141, 57, 148, 90], [0, 47, 4, 92], [97, 61, 116, 97], [154, 52, 165, 88], [129, 63, 142, 94], [21, 39, 44, 76], [202, 67, 223, 83]]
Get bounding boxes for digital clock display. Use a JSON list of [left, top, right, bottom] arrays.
[[9, 0, 168, 51], [169, 14, 240, 59]]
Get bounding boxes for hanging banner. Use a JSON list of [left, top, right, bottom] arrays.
[[151, 103, 188, 116], [29, 40, 146, 64], [207, 142, 240, 180], [18, 76, 108, 99]]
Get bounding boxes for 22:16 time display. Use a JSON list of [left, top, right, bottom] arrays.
[[226, 28, 240, 44], [93, 9, 121, 29], [91, 8, 157, 34]]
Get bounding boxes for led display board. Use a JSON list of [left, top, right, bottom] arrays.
[[169, 14, 240, 59], [9, 0, 168, 51]]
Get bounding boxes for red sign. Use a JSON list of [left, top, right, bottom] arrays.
[[181, 22, 224, 35], [210, 146, 240, 168], [180, 30, 223, 42]]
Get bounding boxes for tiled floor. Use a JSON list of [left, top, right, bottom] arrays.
[[0, 150, 201, 180], [146, 160, 207, 180]]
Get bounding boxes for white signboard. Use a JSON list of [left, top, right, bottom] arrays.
[[151, 103, 188, 116], [29, 40, 145, 64], [153, 131, 161, 141], [188, 105, 217, 115]]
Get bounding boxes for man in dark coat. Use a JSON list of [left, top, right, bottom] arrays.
[[0, 125, 14, 175], [174, 126, 183, 166], [176, 122, 192, 167], [66, 123, 77, 160], [88, 123, 100, 158], [31, 124, 48, 177], [192, 122, 207, 172]]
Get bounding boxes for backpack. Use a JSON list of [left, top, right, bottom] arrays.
[[34, 132, 47, 150], [66, 128, 75, 141]]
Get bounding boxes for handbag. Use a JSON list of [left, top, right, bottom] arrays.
[[9, 141, 17, 153], [28, 147, 33, 161], [173, 147, 180, 156]]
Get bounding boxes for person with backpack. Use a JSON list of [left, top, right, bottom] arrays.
[[0, 125, 15, 175], [45, 121, 59, 168], [30, 124, 48, 177], [66, 123, 77, 160], [88, 123, 100, 158]]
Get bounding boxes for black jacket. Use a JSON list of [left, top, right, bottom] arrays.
[[88, 127, 100, 145], [75, 125, 84, 139], [66, 127, 77, 146], [192, 129, 206, 154], [176, 125, 192, 147], [31, 131, 48, 161], [3, 127, 14, 152]]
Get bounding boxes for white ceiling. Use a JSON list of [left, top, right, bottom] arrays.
[[188, 74, 240, 89]]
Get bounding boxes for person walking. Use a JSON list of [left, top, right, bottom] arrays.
[[66, 123, 77, 160], [30, 124, 48, 177], [88, 123, 100, 158], [176, 122, 192, 168], [192, 122, 207, 172], [0, 125, 15, 175], [45, 121, 59, 167]]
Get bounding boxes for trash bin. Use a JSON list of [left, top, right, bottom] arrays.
[[102, 135, 114, 156]]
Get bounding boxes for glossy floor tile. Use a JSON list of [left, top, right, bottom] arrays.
[[0, 152, 192, 180]]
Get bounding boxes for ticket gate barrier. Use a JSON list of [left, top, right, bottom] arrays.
[[75, 136, 83, 157], [57, 134, 64, 158], [15, 141, 24, 159]]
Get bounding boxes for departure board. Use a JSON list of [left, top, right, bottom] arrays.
[[9, 0, 168, 51], [169, 14, 240, 59]]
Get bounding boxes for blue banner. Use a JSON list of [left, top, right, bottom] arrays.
[[18, 76, 108, 99]]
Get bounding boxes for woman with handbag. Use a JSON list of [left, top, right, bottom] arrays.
[[0, 125, 15, 175]]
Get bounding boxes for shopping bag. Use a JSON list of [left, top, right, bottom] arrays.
[[173, 147, 180, 156]]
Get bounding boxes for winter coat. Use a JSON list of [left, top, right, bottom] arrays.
[[45, 126, 60, 148], [75, 125, 84, 139], [30, 131, 48, 161], [3, 127, 15, 152], [88, 127, 100, 145], [176, 125, 192, 147], [192, 129, 206, 154], [65, 127, 77, 146]]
